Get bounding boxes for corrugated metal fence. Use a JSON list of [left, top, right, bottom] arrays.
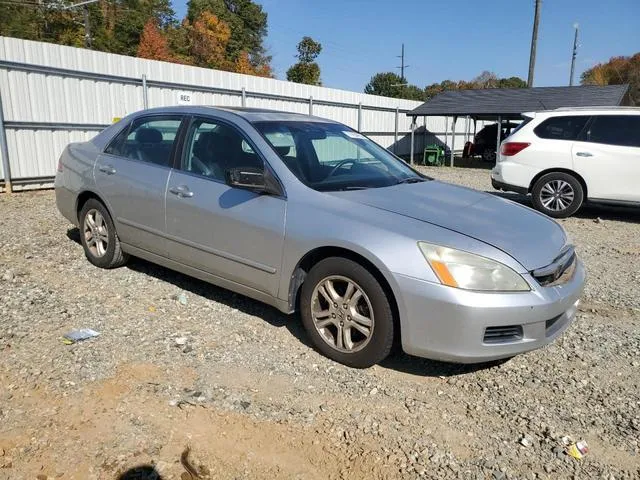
[[0, 37, 476, 192]]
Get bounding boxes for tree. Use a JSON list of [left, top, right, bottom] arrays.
[[472, 70, 498, 88], [423, 72, 527, 100], [137, 19, 174, 62], [187, 0, 271, 72], [94, 0, 176, 56], [498, 76, 527, 88], [189, 11, 232, 70], [364, 72, 425, 100], [287, 36, 322, 85], [364, 72, 404, 97], [581, 53, 640, 105]]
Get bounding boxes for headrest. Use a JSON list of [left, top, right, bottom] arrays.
[[135, 128, 162, 144], [274, 146, 291, 156]]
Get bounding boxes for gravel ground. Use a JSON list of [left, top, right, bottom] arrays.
[[1, 167, 639, 479]]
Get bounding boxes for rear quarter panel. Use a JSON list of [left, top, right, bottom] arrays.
[[54, 141, 100, 225]]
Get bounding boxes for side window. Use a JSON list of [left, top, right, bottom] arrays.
[[182, 118, 263, 181], [105, 116, 182, 167], [534, 116, 590, 140], [587, 115, 640, 147]]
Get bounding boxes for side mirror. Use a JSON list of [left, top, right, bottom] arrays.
[[225, 167, 282, 196]]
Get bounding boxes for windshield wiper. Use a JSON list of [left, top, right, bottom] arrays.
[[339, 186, 370, 190], [395, 177, 426, 185]]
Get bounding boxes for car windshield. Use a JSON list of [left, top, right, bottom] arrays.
[[254, 121, 426, 191]]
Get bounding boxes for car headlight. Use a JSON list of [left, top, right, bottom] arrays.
[[418, 242, 530, 292]]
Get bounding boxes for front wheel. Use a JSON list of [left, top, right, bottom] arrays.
[[531, 172, 584, 218], [300, 257, 395, 368]]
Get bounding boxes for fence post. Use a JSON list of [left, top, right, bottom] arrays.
[[393, 106, 399, 154], [357, 102, 362, 132], [309, 96, 313, 115], [410, 118, 415, 165], [241, 87, 246, 107], [141, 74, 148, 109], [0, 89, 12, 194]]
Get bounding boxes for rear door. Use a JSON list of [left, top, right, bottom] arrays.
[[531, 115, 591, 170], [94, 114, 184, 255], [164, 116, 286, 297], [572, 114, 640, 201]]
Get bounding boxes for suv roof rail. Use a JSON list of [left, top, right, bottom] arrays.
[[552, 106, 640, 112]]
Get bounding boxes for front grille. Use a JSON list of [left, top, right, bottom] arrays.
[[532, 247, 576, 287], [483, 325, 523, 344]]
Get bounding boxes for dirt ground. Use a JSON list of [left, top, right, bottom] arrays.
[[1, 167, 639, 480]]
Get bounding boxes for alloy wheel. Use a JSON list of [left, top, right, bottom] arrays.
[[83, 208, 109, 257], [539, 180, 575, 212], [310, 275, 375, 353]]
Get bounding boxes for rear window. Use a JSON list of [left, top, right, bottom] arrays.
[[586, 115, 640, 147], [534, 116, 590, 140]]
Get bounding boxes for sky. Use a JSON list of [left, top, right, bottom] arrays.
[[171, 0, 640, 93]]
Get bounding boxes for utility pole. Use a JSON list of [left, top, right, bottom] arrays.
[[62, 0, 99, 48], [527, 0, 542, 87], [569, 23, 579, 86], [397, 43, 409, 83], [83, 5, 91, 48]]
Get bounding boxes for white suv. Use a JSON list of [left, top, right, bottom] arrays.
[[491, 107, 640, 218]]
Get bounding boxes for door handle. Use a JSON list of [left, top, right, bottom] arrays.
[[575, 152, 593, 157], [168, 185, 194, 198], [98, 164, 116, 175]]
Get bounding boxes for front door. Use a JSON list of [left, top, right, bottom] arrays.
[[165, 116, 286, 297], [572, 114, 640, 202], [95, 115, 184, 256]]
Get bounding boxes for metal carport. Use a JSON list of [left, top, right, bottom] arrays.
[[406, 84, 631, 166]]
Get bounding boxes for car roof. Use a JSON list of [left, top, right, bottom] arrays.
[[523, 106, 640, 117], [129, 105, 339, 124]]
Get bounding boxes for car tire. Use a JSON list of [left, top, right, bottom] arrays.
[[531, 172, 584, 218], [79, 198, 129, 269], [300, 257, 395, 368], [482, 148, 496, 163]]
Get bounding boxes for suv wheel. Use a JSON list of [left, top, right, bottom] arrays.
[[79, 199, 129, 268], [531, 172, 584, 218], [300, 257, 395, 368], [482, 148, 496, 163]]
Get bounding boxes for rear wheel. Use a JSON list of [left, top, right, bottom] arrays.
[[79, 199, 129, 268], [482, 148, 496, 163], [531, 172, 584, 218], [300, 257, 395, 368]]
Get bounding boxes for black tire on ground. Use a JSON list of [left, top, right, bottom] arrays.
[[78, 198, 129, 269], [482, 148, 496, 163], [300, 257, 395, 368], [531, 172, 584, 218]]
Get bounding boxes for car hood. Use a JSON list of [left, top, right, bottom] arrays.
[[327, 181, 567, 271]]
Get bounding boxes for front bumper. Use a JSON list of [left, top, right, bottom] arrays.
[[393, 259, 586, 363]]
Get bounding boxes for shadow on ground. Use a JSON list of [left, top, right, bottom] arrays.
[[116, 465, 163, 480], [489, 191, 640, 224], [66, 227, 502, 378]]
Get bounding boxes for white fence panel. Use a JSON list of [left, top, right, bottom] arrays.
[[2, 36, 487, 191]]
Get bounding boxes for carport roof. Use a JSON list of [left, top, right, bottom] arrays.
[[408, 84, 630, 119]]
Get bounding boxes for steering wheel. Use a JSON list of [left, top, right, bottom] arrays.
[[327, 159, 356, 178]]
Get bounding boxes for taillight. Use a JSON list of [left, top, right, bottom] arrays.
[[501, 142, 530, 156], [57, 159, 63, 172]]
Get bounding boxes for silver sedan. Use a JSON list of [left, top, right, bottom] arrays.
[[55, 107, 585, 368]]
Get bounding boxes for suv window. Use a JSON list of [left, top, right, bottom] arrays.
[[181, 118, 263, 181], [534, 116, 590, 140], [105, 116, 182, 167], [586, 115, 640, 147]]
